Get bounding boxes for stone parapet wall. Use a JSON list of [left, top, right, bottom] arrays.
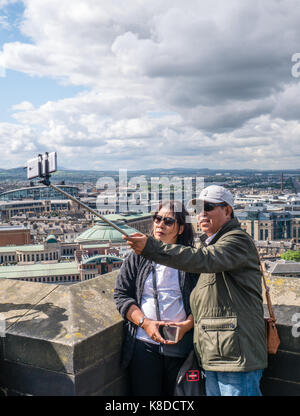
[[260, 276, 300, 395], [0, 273, 299, 395], [0, 271, 129, 396]]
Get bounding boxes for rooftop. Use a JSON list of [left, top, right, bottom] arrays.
[[81, 243, 110, 249], [75, 221, 139, 244], [0, 244, 45, 253], [82, 255, 123, 264], [266, 261, 300, 275], [0, 261, 79, 279]]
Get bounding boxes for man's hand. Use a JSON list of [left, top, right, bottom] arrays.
[[123, 232, 148, 255]]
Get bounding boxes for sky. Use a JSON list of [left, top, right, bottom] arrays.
[[0, 0, 300, 171]]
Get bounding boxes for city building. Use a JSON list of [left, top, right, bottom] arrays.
[[264, 259, 300, 278], [75, 216, 147, 245], [0, 214, 134, 283], [255, 240, 299, 259], [236, 208, 300, 243], [0, 184, 79, 201], [0, 225, 31, 246], [0, 234, 61, 265], [0, 199, 70, 221], [0, 254, 123, 284]]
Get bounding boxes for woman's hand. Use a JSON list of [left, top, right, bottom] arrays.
[[126, 306, 166, 344], [122, 233, 148, 255], [160, 315, 194, 344], [142, 318, 168, 344]]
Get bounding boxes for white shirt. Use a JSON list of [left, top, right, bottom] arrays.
[[136, 263, 186, 344], [205, 232, 218, 245]]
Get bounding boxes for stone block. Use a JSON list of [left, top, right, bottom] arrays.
[[0, 271, 127, 396], [261, 377, 300, 396], [263, 350, 300, 384], [0, 359, 75, 396]]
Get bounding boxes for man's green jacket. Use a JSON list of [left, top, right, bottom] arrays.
[[141, 218, 268, 372]]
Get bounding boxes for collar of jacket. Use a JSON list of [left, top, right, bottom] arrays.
[[206, 217, 241, 246], [199, 233, 208, 247]]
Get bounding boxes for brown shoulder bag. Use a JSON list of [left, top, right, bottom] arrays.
[[258, 259, 281, 354]]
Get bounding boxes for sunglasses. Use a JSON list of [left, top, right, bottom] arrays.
[[203, 202, 228, 212], [153, 214, 176, 226]]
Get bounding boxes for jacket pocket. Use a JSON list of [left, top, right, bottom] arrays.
[[197, 316, 240, 363]]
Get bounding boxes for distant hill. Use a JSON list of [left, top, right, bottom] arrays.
[[0, 166, 299, 184]]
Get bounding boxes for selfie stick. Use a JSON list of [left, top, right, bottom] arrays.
[[32, 153, 129, 237]]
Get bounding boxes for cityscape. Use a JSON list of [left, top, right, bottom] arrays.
[[0, 0, 300, 398], [0, 167, 299, 285]]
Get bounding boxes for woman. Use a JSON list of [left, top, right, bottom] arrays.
[[114, 201, 199, 396]]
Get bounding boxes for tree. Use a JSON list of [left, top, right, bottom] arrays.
[[280, 250, 300, 262]]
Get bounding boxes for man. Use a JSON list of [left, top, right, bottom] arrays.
[[124, 185, 267, 396]]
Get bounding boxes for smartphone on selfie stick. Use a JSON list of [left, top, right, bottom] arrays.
[[25, 152, 129, 237]]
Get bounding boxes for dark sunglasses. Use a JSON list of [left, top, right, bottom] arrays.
[[153, 214, 176, 226], [203, 202, 228, 212]]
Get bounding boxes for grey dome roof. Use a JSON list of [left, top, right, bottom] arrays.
[[46, 234, 58, 243], [75, 220, 138, 243]]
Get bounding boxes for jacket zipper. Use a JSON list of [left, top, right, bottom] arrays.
[[201, 323, 235, 330]]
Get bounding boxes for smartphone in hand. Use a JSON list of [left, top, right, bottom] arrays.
[[159, 325, 179, 342]]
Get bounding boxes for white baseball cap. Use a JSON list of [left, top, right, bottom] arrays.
[[192, 185, 234, 207]]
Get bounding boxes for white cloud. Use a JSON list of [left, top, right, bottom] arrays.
[[12, 100, 34, 111], [0, 0, 300, 169], [0, 14, 9, 29], [0, 0, 18, 8]]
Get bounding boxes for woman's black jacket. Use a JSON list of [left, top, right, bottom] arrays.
[[114, 251, 199, 369]]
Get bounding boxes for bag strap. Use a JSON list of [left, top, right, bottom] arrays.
[[228, 229, 276, 322], [152, 264, 180, 322], [257, 256, 276, 322], [249, 241, 276, 322], [152, 265, 162, 321], [221, 234, 276, 323]]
